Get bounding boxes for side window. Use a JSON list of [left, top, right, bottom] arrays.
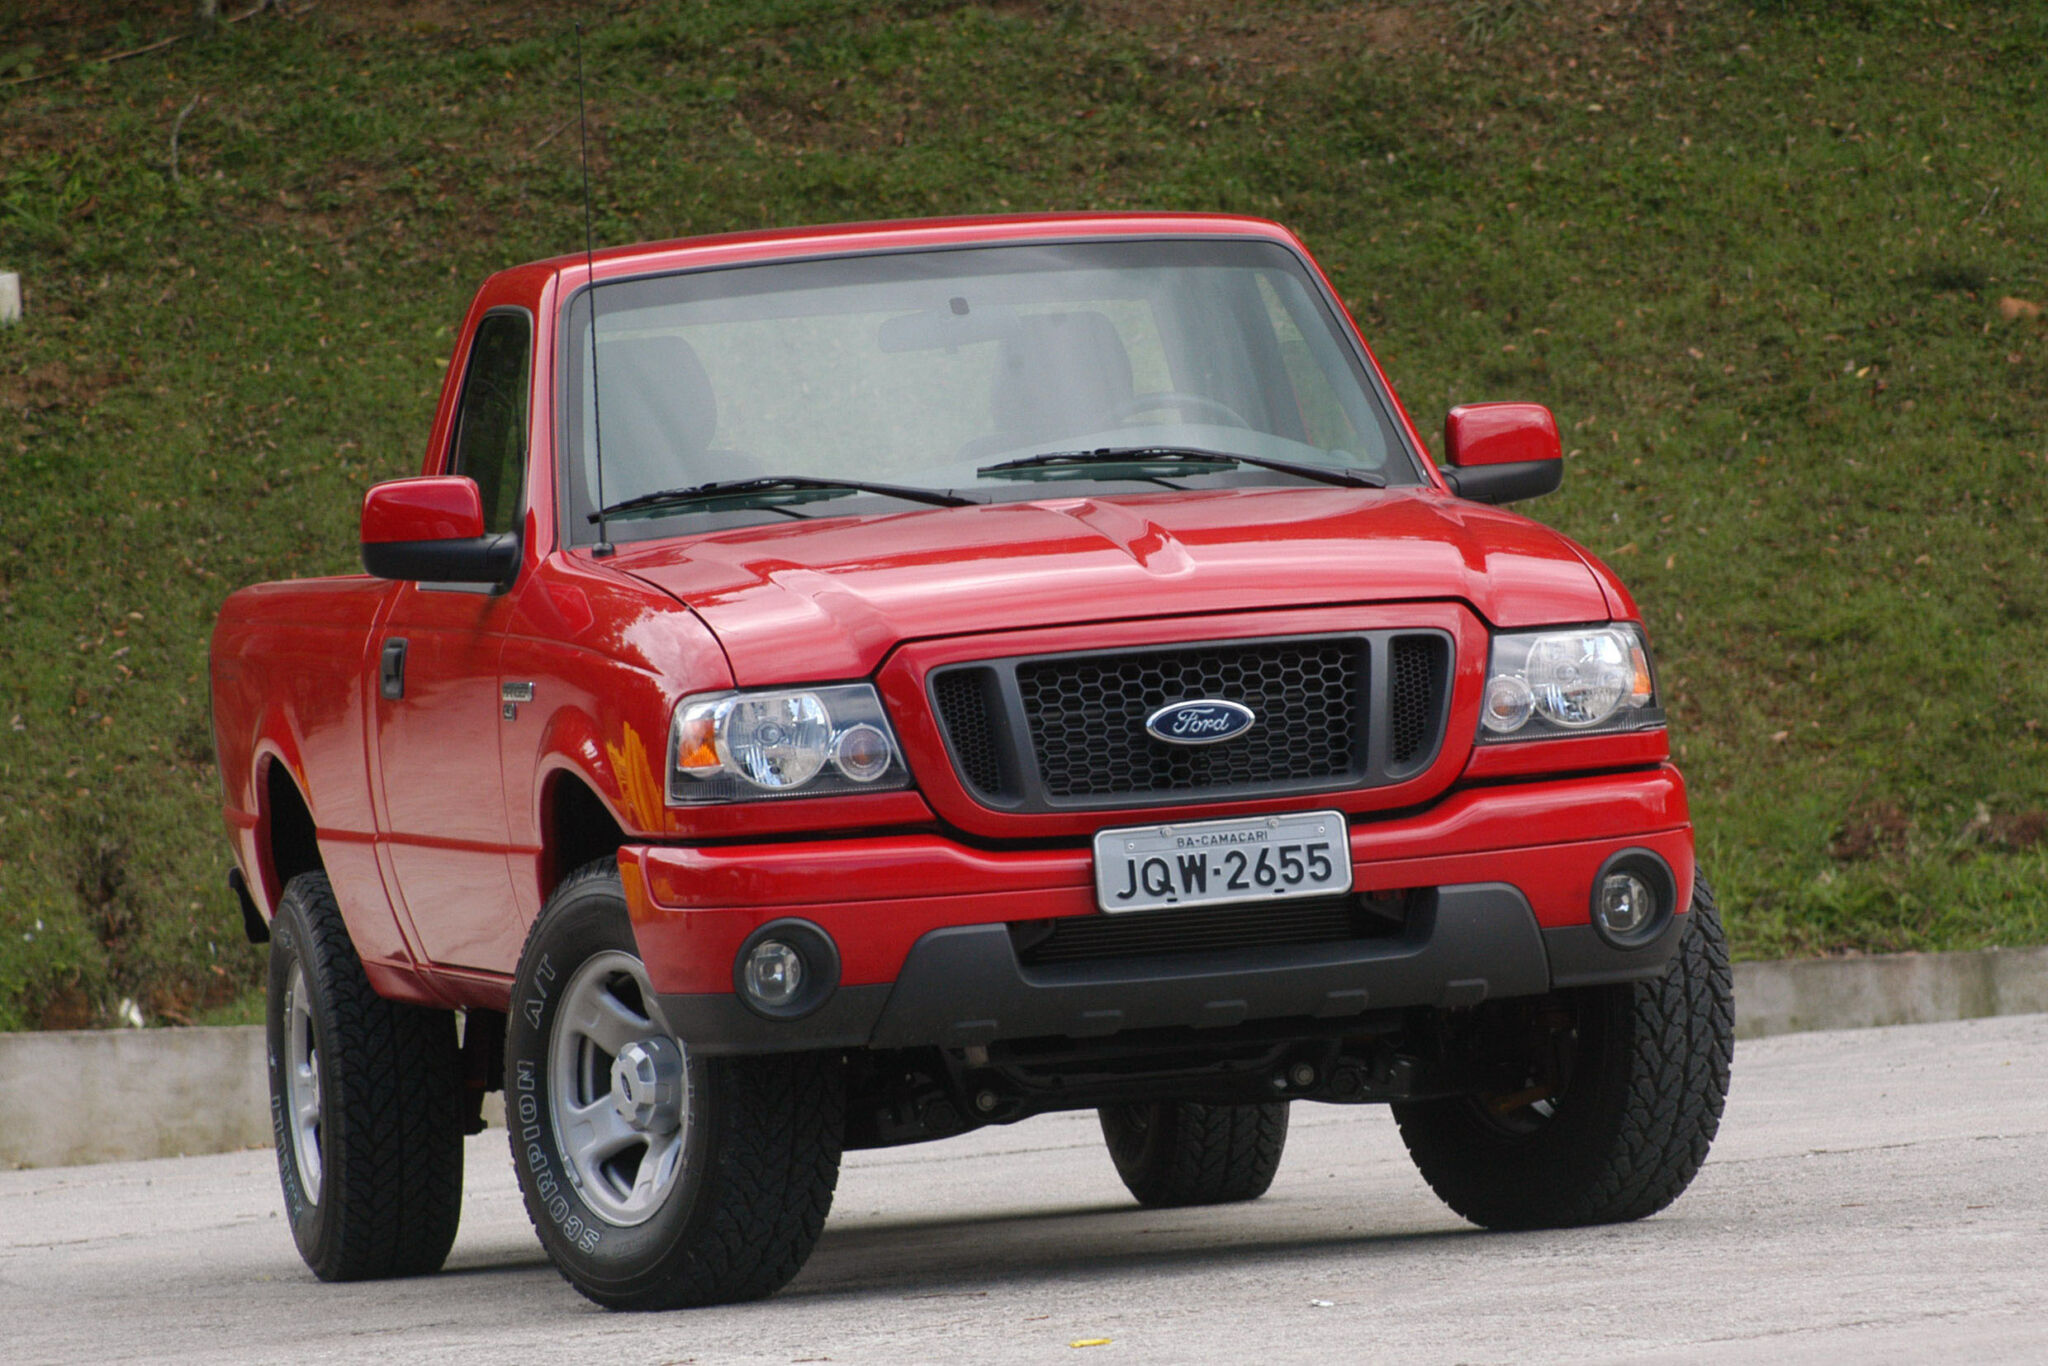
[[450, 311, 531, 534]]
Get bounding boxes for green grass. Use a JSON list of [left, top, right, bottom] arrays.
[[2, 0, 2045, 1029]]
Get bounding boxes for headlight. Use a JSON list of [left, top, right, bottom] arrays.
[[1479, 624, 1660, 740], [667, 684, 910, 803]]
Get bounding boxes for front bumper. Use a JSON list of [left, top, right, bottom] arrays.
[[623, 766, 1693, 1055]]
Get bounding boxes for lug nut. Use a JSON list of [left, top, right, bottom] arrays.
[[975, 1089, 999, 1113], [1289, 1062, 1317, 1088]]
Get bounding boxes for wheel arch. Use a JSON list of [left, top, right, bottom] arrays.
[[263, 757, 325, 904], [526, 685, 672, 910], [244, 719, 322, 923], [535, 764, 630, 908]]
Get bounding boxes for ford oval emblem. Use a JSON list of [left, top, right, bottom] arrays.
[[1145, 699, 1257, 746]]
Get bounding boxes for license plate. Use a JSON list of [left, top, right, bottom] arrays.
[[1092, 810, 1351, 914]]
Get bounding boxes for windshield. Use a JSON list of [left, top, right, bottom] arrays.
[[559, 238, 1424, 542]]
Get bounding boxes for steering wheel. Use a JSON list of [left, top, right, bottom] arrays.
[[1112, 391, 1253, 430]]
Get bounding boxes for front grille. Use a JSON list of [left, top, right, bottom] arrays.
[[928, 630, 1451, 811], [1017, 641, 1361, 800], [1010, 891, 1414, 967]]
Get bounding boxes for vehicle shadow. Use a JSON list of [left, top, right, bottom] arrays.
[[784, 1195, 1484, 1301], [432, 1192, 1488, 1301]]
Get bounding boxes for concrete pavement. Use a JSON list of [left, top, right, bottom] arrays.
[[4, 1012, 2046, 1364]]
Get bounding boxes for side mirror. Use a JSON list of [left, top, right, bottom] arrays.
[[1440, 402, 1564, 505], [360, 476, 519, 586]]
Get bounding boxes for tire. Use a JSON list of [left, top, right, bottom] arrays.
[[265, 870, 464, 1280], [1392, 874, 1735, 1230], [505, 858, 844, 1310], [1099, 1100, 1290, 1207]]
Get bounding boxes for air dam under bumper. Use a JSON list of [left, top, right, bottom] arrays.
[[647, 884, 1685, 1055], [873, 884, 1545, 1049]]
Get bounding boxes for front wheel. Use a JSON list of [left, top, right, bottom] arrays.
[[1393, 874, 1735, 1229], [506, 859, 844, 1310]]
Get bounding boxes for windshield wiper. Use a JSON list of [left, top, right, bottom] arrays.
[[978, 446, 1387, 490], [595, 475, 977, 521]]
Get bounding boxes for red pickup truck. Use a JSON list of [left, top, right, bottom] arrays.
[[211, 212, 1731, 1310]]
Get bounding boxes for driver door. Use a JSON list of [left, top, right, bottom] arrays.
[[372, 308, 531, 974]]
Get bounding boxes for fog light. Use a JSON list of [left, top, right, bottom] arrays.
[[731, 919, 841, 1020], [1596, 872, 1655, 938], [1587, 849, 1677, 949], [743, 939, 805, 1009]]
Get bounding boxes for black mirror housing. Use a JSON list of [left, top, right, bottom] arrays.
[[1438, 460, 1564, 505], [361, 533, 520, 587]]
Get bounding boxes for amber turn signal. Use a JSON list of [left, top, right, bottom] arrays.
[[672, 716, 721, 773]]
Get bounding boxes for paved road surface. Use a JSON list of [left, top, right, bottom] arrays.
[[5, 1014, 2046, 1364]]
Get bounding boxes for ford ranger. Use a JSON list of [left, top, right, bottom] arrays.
[[209, 212, 1732, 1310]]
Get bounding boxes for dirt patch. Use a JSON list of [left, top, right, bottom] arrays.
[[1083, 0, 1692, 69], [34, 979, 97, 1030], [312, 0, 553, 41], [3, 0, 530, 44], [1828, 801, 2044, 863], [1086, 0, 1448, 68], [1985, 810, 2048, 852], [2, 1, 188, 47], [1949, 802, 2048, 855], [0, 359, 130, 415], [1830, 800, 1910, 862], [146, 965, 250, 1026], [74, 839, 135, 958]]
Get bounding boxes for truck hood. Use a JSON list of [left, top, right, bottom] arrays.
[[608, 487, 1611, 685]]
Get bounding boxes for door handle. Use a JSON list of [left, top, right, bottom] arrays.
[[380, 637, 408, 700]]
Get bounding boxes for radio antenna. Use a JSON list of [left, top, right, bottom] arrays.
[[575, 21, 614, 558]]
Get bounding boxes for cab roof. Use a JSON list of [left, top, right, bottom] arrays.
[[512, 211, 1308, 289]]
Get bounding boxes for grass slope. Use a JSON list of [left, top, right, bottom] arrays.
[[1, 0, 2044, 1030]]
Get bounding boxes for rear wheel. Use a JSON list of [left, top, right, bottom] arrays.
[[1099, 1100, 1290, 1207], [1393, 875, 1734, 1229], [265, 870, 464, 1280], [506, 859, 844, 1310]]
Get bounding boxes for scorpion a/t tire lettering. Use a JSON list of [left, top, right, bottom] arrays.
[[264, 870, 464, 1280], [1099, 1100, 1290, 1207], [1393, 875, 1735, 1229], [506, 858, 845, 1310]]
